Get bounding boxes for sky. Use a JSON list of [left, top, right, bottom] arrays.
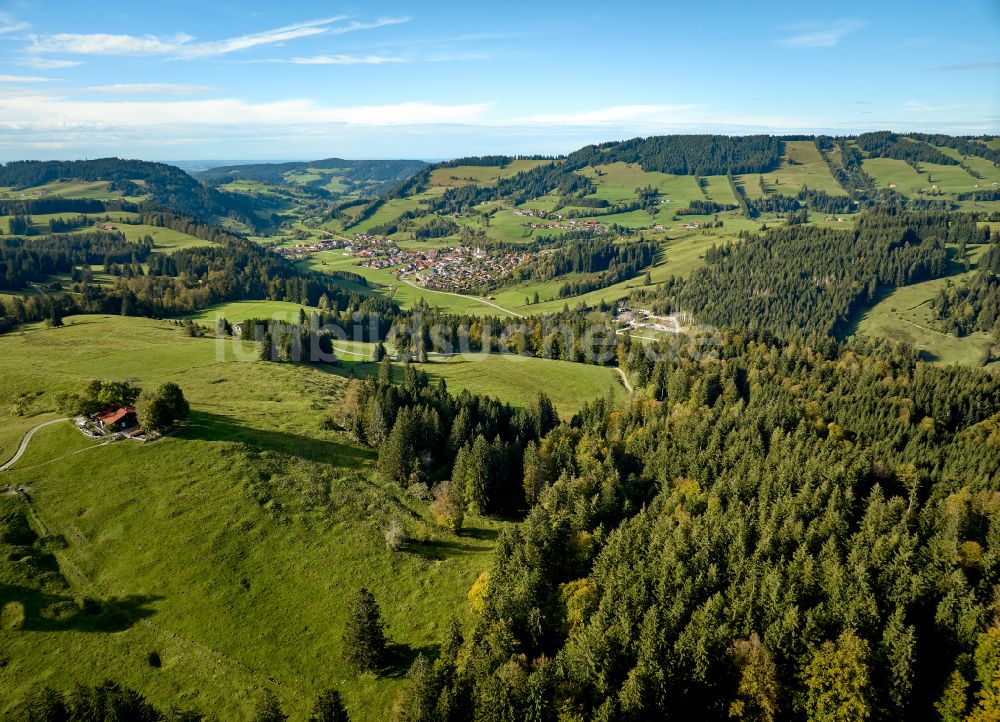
[[0, 0, 998, 161]]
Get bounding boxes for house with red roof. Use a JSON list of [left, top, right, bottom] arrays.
[[94, 405, 138, 433]]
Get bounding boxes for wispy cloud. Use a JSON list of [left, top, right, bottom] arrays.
[[81, 83, 216, 95], [934, 61, 1000, 71], [0, 94, 491, 129], [281, 54, 405, 65], [28, 32, 195, 56], [0, 12, 30, 35], [17, 57, 85, 69], [25, 16, 410, 59], [515, 104, 706, 126], [777, 20, 866, 48], [902, 100, 971, 113], [0, 74, 53, 83], [327, 18, 409, 36]]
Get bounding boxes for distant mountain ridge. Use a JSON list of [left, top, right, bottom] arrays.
[[196, 157, 428, 198]]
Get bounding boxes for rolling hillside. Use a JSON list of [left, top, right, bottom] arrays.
[[197, 158, 428, 199]]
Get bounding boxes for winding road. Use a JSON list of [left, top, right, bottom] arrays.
[[400, 278, 524, 318], [0, 418, 68, 472]]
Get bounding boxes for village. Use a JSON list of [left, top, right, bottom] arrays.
[[274, 233, 535, 293]]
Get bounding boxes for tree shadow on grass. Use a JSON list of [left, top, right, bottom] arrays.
[[383, 641, 440, 680], [0, 584, 162, 633], [403, 538, 490, 560], [180, 410, 374, 466], [462, 526, 498, 542]]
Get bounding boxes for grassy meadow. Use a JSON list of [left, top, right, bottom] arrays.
[[0, 315, 526, 719], [0, 314, 628, 716]]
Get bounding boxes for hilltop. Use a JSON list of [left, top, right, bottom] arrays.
[[196, 157, 428, 199]]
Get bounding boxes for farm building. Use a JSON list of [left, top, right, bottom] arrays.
[[94, 405, 138, 433]]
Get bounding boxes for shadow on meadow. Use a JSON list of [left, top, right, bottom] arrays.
[[403, 537, 489, 560], [0, 584, 162, 633], [383, 641, 441, 679], [180, 410, 373, 466]]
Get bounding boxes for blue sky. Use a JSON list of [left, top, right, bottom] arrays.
[[0, 0, 997, 161]]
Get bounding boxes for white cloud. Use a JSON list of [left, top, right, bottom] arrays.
[[29, 32, 192, 55], [0, 93, 491, 128], [903, 100, 937, 113], [327, 17, 410, 36], [778, 20, 866, 48], [516, 104, 704, 126], [0, 12, 30, 34], [17, 57, 85, 69], [81, 83, 216, 95], [0, 74, 53, 83], [25, 15, 409, 59], [902, 100, 971, 113], [283, 54, 405, 65]]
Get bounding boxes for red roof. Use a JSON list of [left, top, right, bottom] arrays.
[[96, 406, 136, 424]]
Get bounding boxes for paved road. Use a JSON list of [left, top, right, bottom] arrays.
[[400, 279, 524, 318], [0, 418, 68, 472]]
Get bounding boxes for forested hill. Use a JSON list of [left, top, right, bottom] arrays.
[[382, 132, 999, 214], [196, 157, 428, 194], [0, 158, 259, 227]]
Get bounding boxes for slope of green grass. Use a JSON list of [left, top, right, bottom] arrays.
[[0, 315, 502, 720], [329, 347, 626, 417], [854, 277, 996, 368], [770, 140, 846, 195], [186, 299, 319, 323], [428, 160, 554, 188], [863, 158, 986, 196], [420, 353, 626, 416], [578, 163, 704, 205], [853, 241, 998, 369]]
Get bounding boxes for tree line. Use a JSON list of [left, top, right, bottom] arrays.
[[0, 231, 152, 291]]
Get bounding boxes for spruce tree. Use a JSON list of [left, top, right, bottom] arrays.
[[253, 690, 287, 722], [378, 407, 418, 485], [342, 587, 387, 674], [258, 331, 274, 361], [308, 688, 350, 722]]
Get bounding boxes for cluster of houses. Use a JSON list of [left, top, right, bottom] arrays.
[[824, 216, 848, 223], [510, 209, 562, 219], [272, 237, 350, 260], [271, 232, 537, 293], [677, 221, 703, 230], [414, 246, 533, 293], [520, 219, 609, 232]]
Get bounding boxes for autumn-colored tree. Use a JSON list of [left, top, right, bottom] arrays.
[[803, 631, 871, 722], [728, 633, 778, 722]]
